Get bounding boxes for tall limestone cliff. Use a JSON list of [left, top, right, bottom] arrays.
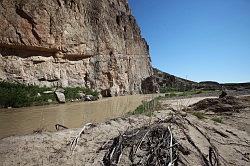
[[0, 0, 152, 96]]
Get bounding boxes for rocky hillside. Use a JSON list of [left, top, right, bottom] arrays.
[[0, 0, 152, 96], [142, 68, 197, 93], [142, 68, 250, 93]]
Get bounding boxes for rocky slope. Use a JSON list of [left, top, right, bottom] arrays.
[[142, 68, 197, 93], [0, 0, 152, 96], [142, 68, 250, 93]]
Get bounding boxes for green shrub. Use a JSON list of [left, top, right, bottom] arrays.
[[0, 81, 99, 108], [0, 81, 54, 108], [131, 104, 145, 115], [211, 117, 223, 123], [195, 90, 203, 94], [64, 87, 98, 101], [164, 90, 205, 99], [129, 98, 160, 116], [192, 112, 206, 119]]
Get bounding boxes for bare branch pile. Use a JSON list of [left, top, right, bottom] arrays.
[[102, 124, 178, 166]]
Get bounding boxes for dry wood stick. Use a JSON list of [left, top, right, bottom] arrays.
[[70, 123, 92, 152]]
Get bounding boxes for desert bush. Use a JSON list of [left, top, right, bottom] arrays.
[[211, 117, 223, 123], [0, 81, 54, 108], [192, 112, 206, 119], [0, 81, 99, 108], [129, 98, 160, 116], [64, 87, 98, 101]]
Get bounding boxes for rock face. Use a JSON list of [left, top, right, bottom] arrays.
[[141, 76, 160, 94], [0, 0, 152, 96]]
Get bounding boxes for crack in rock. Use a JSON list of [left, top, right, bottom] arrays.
[[15, 4, 42, 43]]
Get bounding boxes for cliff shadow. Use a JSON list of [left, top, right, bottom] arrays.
[[0, 44, 57, 58]]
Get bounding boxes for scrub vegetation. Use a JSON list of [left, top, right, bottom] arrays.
[[129, 98, 161, 116], [0, 81, 98, 108]]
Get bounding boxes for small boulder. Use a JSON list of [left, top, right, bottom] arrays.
[[77, 92, 86, 100], [84, 95, 98, 101], [98, 93, 103, 99], [55, 92, 66, 103], [84, 95, 93, 101], [47, 99, 53, 103]]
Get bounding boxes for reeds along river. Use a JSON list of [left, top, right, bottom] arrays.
[[0, 94, 161, 139]]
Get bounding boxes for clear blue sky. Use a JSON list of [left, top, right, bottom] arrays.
[[128, 0, 250, 83]]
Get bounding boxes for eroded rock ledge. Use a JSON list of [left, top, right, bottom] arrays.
[[0, 0, 152, 96]]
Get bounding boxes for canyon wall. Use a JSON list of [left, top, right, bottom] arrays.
[[0, 0, 152, 96]]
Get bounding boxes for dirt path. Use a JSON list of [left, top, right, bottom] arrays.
[[0, 95, 249, 166]]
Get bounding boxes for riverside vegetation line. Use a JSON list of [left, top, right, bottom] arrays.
[[0, 81, 212, 109], [0, 81, 98, 108]]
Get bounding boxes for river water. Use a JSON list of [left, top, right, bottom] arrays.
[[0, 94, 160, 139]]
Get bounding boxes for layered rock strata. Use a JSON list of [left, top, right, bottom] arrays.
[[0, 0, 152, 96]]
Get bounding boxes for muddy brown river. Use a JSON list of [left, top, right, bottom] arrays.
[[0, 94, 161, 139]]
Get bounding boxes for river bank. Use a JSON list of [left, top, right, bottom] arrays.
[[0, 94, 162, 139], [0, 88, 217, 139], [0, 94, 249, 165]]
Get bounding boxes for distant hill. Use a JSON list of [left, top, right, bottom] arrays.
[[198, 81, 250, 91], [141, 68, 250, 94], [222, 82, 250, 91]]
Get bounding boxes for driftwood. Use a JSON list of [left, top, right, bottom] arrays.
[[55, 124, 68, 131], [103, 124, 178, 166], [70, 123, 93, 152], [219, 91, 227, 98]]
